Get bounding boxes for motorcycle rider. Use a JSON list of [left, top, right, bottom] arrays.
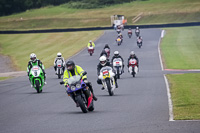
[[100, 49, 108, 58], [135, 27, 140, 35], [54, 52, 65, 73], [27, 53, 46, 85], [87, 40, 95, 48], [127, 51, 139, 70], [111, 51, 124, 73], [104, 44, 110, 51], [97, 56, 118, 89], [63, 60, 97, 102], [137, 36, 143, 46], [128, 28, 132, 34]]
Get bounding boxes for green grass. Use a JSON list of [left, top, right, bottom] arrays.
[[166, 73, 200, 120], [0, 77, 12, 81], [0, 31, 103, 71], [0, 0, 200, 30], [161, 26, 200, 69]]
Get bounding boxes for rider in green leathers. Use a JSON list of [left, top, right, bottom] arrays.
[[27, 53, 46, 86]]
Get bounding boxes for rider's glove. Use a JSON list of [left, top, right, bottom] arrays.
[[83, 78, 89, 84]]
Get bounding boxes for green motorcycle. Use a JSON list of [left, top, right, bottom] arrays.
[[29, 66, 45, 93]]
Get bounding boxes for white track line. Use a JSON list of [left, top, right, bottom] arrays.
[[158, 30, 174, 121], [164, 75, 174, 121]]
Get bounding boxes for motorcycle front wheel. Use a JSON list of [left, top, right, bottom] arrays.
[[35, 80, 41, 93], [76, 95, 88, 113], [106, 79, 113, 96]]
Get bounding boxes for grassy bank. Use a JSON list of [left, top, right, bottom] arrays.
[[0, 31, 103, 71], [161, 26, 200, 120], [161, 26, 200, 69], [0, 0, 200, 30], [166, 73, 200, 120], [0, 77, 12, 81]]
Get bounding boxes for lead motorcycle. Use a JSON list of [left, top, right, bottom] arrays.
[[128, 30, 132, 38], [98, 66, 116, 96], [128, 59, 138, 77], [56, 59, 64, 79], [60, 72, 94, 113], [29, 66, 45, 93], [135, 29, 140, 37], [112, 58, 123, 79], [88, 46, 94, 56]]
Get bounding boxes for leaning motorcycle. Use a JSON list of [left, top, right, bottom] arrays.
[[116, 38, 122, 46], [117, 29, 121, 34], [112, 58, 123, 79], [98, 66, 116, 96], [56, 60, 64, 79], [128, 59, 138, 77], [88, 46, 94, 56], [29, 66, 45, 93], [61, 72, 94, 113], [137, 39, 142, 48]]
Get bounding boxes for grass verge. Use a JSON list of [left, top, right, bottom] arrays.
[[161, 26, 200, 69], [0, 0, 200, 30], [0, 77, 12, 81], [166, 73, 200, 120], [0, 31, 103, 71]]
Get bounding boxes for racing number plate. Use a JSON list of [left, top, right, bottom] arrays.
[[103, 70, 109, 76]]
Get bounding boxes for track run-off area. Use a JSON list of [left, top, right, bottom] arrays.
[[0, 29, 200, 133]]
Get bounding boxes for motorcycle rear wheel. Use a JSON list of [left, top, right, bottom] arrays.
[[58, 69, 61, 79], [117, 69, 120, 79], [76, 95, 88, 113]]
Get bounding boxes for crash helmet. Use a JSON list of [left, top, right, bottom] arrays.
[[30, 53, 37, 63], [130, 51, 135, 58], [114, 51, 119, 57], [57, 52, 62, 57], [105, 44, 109, 47], [66, 60, 75, 71], [89, 40, 92, 43], [129, 28, 131, 30], [136, 27, 139, 30], [99, 56, 107, 66]]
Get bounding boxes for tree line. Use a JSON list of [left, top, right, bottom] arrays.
[[0, 0, 136, 16]]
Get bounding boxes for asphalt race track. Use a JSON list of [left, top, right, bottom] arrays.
[[0, 29, 200, 133]]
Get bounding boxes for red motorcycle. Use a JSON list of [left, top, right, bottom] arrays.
[[128, 30, 132, 38], [128, 59, 138, 77], [88, 46, 94, 56]]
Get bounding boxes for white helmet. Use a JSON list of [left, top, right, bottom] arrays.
[[114, 51, 119, 56], [89, 40, 92, 43], [99, 56, 107, 66], [30, 53, 37, 62], [130, 51, 135, 55], [136, 27, 139, 29], [57, 52, 62, 57]]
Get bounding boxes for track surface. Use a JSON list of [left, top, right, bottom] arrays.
[[0, 29, 200, 133]]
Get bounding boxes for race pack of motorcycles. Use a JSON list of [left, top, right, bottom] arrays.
[[27, 27, 141, 113]]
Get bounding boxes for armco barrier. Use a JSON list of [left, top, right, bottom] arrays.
[[0, 22, 200, 34]]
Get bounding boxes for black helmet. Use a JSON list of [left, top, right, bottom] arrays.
[[66, 60, 75, 71], [105, 44, 109, 47]]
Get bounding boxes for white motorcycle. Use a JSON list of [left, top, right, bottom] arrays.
[[98, 66, 116, 96], [112, 58, 123, 79], [128, 59, 138, 77], [56, 60, 64, 79]]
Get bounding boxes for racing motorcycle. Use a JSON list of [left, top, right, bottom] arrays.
[[128, 30, 132, 38], [56, 59, 64, 79], [135, 29, 140, 37], [137, 39, 142, 48], [88, 46, 94, 56], [104, 48, 110, 59], [116, 38, 122, 46], [98, 66, 116, 96], [128, 59, 138, 77], [29, 66, 45, 93], [112, 58, 123, 79], [117, 28, 121, 34], [60, 72, 94, 113]]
